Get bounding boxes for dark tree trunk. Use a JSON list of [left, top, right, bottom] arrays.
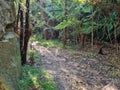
[[19, 0, 24, 65], [80, 34, 86, 48], [22, 0, 30, 65]]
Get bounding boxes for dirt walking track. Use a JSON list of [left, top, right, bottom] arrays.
[[31, 42, 120, 90]]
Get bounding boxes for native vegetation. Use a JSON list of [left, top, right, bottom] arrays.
[[14, 0, 120, 90]]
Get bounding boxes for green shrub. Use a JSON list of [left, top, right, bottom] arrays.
[[30, 35, 63, 48], [18, 65, 58, 90]]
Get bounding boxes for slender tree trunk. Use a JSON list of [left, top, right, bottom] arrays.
[[91, 8, 94, 48], [22, 0, 30, 65], [62, 0, 67, 47], [114, 24, 118, 53], [19, 0, 24, 65]]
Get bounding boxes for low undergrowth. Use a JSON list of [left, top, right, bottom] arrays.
[[30, 35, 76, 52], [30, 35, 63, 48], [18, 65, 58, 90], [18, 48, 58, 90]]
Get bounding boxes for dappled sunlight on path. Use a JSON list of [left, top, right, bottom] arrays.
[[30, 42, 120, 90]]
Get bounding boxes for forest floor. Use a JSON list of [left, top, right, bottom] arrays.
[[30, 42, 120, 90]]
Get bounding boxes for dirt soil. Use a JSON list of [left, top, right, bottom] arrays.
[[31, 42, 120, 90]]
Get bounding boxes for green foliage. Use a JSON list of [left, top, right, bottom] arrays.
[[27, 49, 40, 61], [83, 52, 96, 58], [40, 40, 63, 48], [55, 20, 73, 30], [81, 20, 97, 34], [18, 65, 58, 90], [81, 5, 92, 13], [29, 0, 120, 45], [18, 48, 58, 90], [30, 34, 43, 42], [109, 69, 120, 78], [30, 35, 63, 48]]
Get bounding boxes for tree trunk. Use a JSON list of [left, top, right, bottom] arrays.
[[91, 7, 94, 48], [19, 0, 24, 65], [22, 0, 30, 65], [62, 0, 67, 47]]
